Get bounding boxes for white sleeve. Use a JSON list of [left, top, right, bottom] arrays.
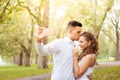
[[35, 39, 61, 55]]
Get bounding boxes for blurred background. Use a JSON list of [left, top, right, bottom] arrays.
[[0, 0, 120, 68]]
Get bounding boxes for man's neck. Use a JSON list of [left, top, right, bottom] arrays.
[[67, 35, 74, 41]]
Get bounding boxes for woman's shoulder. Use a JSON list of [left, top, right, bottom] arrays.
[[85, 54, 96, 66], [84, 54, 96, 60]]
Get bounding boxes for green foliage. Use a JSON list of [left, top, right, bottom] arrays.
[[0, 64, 52, 80]]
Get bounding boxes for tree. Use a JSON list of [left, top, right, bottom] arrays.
[[0, 0, 11, 22], [17, 0, 49, 68], [108, 9, 120, 60], [0, 0, 25, 64]]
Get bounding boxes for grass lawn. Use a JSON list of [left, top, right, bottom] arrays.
[[93, 66, 120, 80], [0, 64, 52, 80], [0, 64, 120, 80]]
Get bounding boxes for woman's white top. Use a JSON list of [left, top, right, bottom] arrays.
[[76, 54, 96, 80]]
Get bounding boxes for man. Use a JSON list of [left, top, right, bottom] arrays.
[[35, 21, 82, 80]]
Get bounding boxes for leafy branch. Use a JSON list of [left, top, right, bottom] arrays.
[[0, 0, 11, 19]]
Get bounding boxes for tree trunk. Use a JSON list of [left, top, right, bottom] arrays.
[[13, 56, 18, 64], [115, 43, 119, 61], [18, 50, 23, 66], [25, 53, 30, 66], [35, 54, 38, 64], [38, 53, 43, 68], [42, 56, 48, 68], [115, 24, 120, 60]]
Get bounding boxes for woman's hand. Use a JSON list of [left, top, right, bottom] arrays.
[[73, 49, 79, 78], [73, 49, 78, 58]]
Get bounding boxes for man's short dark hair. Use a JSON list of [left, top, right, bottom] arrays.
[[67, 21, 82, 29]]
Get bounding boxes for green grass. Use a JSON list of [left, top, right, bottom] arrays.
[[0, 65, 120, 80], [0, 64, 52, 80], [93, 66, 120, 80]]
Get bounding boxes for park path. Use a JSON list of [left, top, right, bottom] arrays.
[[15, 73, 51, 80], [15, 61, 120, 80], [95, 61, 120, 69]]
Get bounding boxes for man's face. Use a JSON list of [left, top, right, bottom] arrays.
[[70, 26, 82, 41]]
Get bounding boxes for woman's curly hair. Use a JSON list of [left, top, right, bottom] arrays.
[[78, 32, 98, 60]]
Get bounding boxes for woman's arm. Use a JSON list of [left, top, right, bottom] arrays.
[[73, 51, 95, 78], [73, 49, 80, 78]]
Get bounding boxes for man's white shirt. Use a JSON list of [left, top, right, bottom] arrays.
[[35, 37, 75, 80]]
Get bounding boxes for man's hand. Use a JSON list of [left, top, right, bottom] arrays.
[[37, 27, 55, 43], [37, 27, 45, 43]]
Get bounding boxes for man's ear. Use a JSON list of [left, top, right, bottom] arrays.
[[68, 28, 72, 33], [69, 27, 74, 33]]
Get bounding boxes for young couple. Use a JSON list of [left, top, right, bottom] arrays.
[[35, 21, 98, 80]]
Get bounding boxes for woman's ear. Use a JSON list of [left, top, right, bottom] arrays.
[[88, 41, 91, 46]]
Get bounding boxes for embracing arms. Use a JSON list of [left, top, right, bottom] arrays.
[[73, 49, 95, 78]]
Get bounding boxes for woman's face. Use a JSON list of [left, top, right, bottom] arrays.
[[79, 36, 90, 50]]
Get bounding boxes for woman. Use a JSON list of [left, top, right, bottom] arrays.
[[73, 32, 98, 80]]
